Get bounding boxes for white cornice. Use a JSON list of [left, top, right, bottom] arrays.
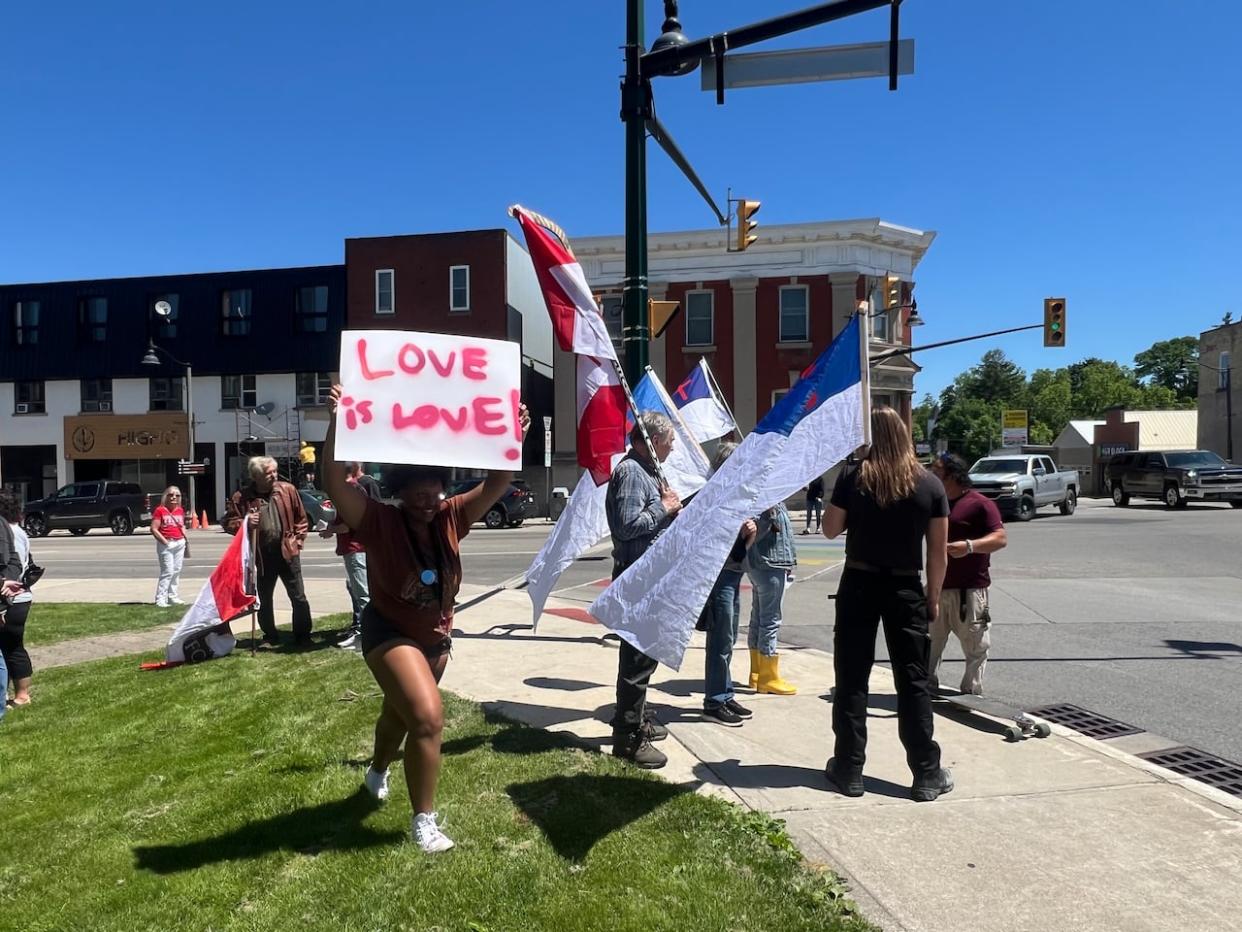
[[573, 217, 935, 287]]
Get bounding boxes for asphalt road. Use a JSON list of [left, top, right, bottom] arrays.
[[27, 498, 1242, 764]]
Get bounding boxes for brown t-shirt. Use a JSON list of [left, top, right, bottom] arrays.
[[352, 496, 470, 649]]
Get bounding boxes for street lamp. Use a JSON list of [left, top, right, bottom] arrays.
[[141, 338, 197, 521]]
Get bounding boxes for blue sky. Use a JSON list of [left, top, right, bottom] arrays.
[[2, 1, 1239, 398]]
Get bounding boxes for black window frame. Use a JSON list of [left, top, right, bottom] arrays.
[[12, 299, 41, 346], [80, 378, 114, 413], [296, 285, 330, 333], [221, 289, 253, 337], [685, 290, 714, 346], [149, 377, 184, 412], [221, 374, 258, 411], [149, 293, 180, 339], [296, 372, 333, 407], [77, 296, 108, 343], [449, 265, 470, 312], [15, 380, 46, 414]]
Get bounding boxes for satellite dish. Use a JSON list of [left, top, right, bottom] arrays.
[[253, 402, 276, 417], [154, 300, 172, 318]]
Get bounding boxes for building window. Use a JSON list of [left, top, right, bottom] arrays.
[[869, 279, 890, 342], [149, 378, 184, 412], [221, 289, 252, 336], [78, 297, 108, 343], [221, 374, 258, 410], [12, 300, 40, 346], [81, 378, 114, 412], [150, 294, 179, 338], [1221, 352, 1232, 390], [375, 269, 395, 315], [296, 372, 333, 407], [601, 294, 623, 348], [685, 290, 714, 346], [449, 265, 470, 312], [779, 286, 809, 343], [296, 285, 329, 333], [15, 381, 45, 414]]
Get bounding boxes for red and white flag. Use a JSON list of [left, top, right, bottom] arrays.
[[512, 205, 627, 484], [154, 527, 256, 666]]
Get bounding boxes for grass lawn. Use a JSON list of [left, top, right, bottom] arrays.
[[0, 633, 874, 932], [23, 602, 180, 648]]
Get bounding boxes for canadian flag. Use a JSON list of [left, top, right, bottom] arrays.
[[145, 528, 257, 668], [512, 206, 627, 484]]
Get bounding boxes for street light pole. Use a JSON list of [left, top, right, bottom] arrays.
[[185, 362, 197, 521], [622, 0, 650, 387]]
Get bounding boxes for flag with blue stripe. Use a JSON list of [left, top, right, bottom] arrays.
[[589, 316, 867, 669]]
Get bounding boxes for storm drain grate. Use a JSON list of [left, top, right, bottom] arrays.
[[1138, 747, 1242, 799], [1026, 703, 1142, 740]]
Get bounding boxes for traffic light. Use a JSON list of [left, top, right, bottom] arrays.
[[1043, 297, 1066, 347], [648, 299, 681, 338], [886, 274, 903, 309], [735, 199, 760, 252]]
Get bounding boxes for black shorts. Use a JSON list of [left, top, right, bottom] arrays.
[[359, 604, 452, 660]]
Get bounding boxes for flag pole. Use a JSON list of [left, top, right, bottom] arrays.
[[247, 517, 258, 656], [646, 365, 712, 475], [698, 357, 744, 442], [610, 357, 670, 490]]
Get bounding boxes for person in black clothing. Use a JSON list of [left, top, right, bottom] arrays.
[[822, 406, 953, 802], [802, 475, 825, 534]]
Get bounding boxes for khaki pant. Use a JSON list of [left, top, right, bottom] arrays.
[[930, 588, 991, 695]]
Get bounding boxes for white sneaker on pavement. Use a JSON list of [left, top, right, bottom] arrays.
[[155, 600, 170, 608], [170, 598, 187, 605], [412, 812, 455, 853], [364, 766, 389, 802], [336, 633, 360, 650]]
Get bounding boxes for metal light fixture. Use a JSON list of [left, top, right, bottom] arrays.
[[906, 299, 925, 327], [140, 341, 162, 366], [649, 1, 699, 76]]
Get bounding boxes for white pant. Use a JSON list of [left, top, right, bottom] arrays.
[[155, 539, 186, 604], [931, 588, 992, 695]]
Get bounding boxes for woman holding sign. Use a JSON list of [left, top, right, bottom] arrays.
[[324, 384, 530, 853]]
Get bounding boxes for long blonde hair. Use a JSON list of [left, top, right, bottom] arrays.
[[161, 485, 183, 510], [857, 406, 923, 508]]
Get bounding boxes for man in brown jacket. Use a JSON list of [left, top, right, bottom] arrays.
[[224, 456, 312, 645]]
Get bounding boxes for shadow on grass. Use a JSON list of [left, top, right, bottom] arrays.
[[132, 788, 401, 874], [506, 774, 687, 861]]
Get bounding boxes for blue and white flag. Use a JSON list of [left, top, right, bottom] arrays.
[[525, 368, 713, 626], [671, 359, 736, 441], [589, 316, 868, 669]]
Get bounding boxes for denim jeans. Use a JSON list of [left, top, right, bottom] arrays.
[[747, 566, 788, 656], [342, 551, 370, 634], [154, 538, 186, 604], [704, 569, 744, 709]]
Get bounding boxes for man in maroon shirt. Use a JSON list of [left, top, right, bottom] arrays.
[[929, 453, 1008, 695]]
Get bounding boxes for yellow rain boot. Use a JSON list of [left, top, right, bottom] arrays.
[[748, 649, 761, 690], [756, 653, 798, 696]]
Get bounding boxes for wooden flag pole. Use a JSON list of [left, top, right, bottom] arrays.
[[247, 514, 259, 655]]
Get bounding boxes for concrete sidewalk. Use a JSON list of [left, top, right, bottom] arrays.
[[30, 581, 1242, 932]]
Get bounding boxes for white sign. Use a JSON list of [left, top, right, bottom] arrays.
[[335, 330, 523, 470], [543, 428, 553, 469]]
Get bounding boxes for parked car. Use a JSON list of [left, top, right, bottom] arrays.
[[1106, 450, 1242, 509], [446, 478, 536, 528], [23, 480, 153, 537], [299, 489, 338, 527], [967, 454, 1079, 521]]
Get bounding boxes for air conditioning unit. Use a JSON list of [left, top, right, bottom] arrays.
[[15, 403, 29, 414], [99, 401, 112, 412]]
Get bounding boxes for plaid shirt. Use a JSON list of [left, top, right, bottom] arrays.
[[606, 453, 673, 573]]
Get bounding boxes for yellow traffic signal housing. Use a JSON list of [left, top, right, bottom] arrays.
[[886, 274, 903, 309], [1044, 297, 1066, 347], [648, 299, 681, 339], [735, 199, 760, 252]]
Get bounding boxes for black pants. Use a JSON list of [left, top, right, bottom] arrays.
[[257, 550, 312, 640], [832, 567, 941, 778], [611, 561, 658, 734], [0, 599, 33, 680]]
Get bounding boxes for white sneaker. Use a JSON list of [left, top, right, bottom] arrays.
[[412, 812, 455, 853], [363, 766, 389, 802], [170, 598, 187, 605], [335, 633, 360, 650], [155, 600, 170, 608]]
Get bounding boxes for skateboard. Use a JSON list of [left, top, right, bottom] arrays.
[[933, 690, 1052, 742]]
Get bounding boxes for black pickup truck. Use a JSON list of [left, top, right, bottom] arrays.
[[23, 481, 154, 537], [1107, 450, 1242, 509]]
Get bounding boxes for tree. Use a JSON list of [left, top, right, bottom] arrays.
[[950, 349, 1028, 407], [1134, 336, 1198, 401], [911, 394, 938, 442], [931, 397, 1001, 464], [1067, 358, 1145, 418], [1028, 368, 1072, 440]]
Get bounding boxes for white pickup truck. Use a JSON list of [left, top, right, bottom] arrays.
[[967, 454, 1079, 521]]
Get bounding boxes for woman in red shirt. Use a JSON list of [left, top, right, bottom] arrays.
[[151, 486, 187, 607], [323, 384, 530, 854]]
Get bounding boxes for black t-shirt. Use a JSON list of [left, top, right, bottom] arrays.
[[806, 477, 825, 500], [830, 467, 949, 570]]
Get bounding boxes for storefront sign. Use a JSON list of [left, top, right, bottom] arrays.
[[1100, 443, 1131, 457], [64, 413, 190, 460], [1001, 409, 1029, 447]]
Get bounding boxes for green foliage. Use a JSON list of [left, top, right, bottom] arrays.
[[0, 630, 876, 932], [1133, 336, 1199, 401]]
